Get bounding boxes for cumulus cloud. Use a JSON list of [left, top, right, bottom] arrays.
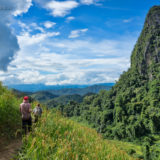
[[12, 0, 32, 16], [80, 0, 94, 5], [0, 0, 32, 16], [18, 31, 60, 46], [0, 23, 19, 71], [123, 19, 132, 23], [69, 28, 88, 38], [44, 21, 56, 28], [66, 16, 75, 22], [30, 22, 45, 32], [34, 0, 102, 18], [0, 21, 136, 85], [45, 0, 79, 17], [0, 0, 32, 71], [5, 55, 128, 85], [80, 0, 100, 5]]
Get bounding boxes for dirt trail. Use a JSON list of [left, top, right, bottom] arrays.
[[0, 139, 22, 160]]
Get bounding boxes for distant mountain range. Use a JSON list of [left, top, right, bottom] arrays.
[[48, 84, 113, 96], [7, 83, 114, 92], [10, 83, 114, 105]]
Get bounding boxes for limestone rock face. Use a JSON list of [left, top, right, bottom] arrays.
[[131, 6, 160, 80]]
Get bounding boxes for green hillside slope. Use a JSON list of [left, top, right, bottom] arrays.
[[18, 111, 140, 160], [0, 82, 21, 138], [0, 82, 140, 159]]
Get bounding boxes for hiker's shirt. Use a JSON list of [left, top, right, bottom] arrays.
[[33, 107, 42, 116], [20, 100, 31, 120]]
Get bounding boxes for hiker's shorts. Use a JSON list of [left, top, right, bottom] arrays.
[[22, 117, 32, 134]]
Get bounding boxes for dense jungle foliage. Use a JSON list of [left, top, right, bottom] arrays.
[[56, 6, 160, 151]]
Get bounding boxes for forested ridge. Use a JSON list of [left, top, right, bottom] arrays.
[[56, 6, 160, 158]]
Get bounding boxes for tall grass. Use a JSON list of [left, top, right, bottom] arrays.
[[18, 110, 138, 160], [0, 82, 21, 138]]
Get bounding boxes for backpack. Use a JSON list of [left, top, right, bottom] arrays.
[[34, 107, 42, 116]]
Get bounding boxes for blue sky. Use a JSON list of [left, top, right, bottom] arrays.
[[0, 0, 159, 85]]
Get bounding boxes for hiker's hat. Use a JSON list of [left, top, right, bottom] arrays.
[[24, 96, 29, 100]]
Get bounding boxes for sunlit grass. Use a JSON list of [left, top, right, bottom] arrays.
[[0, 84, 21, 138], [18, 110, 138, 160]]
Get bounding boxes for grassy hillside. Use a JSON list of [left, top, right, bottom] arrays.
[[0, 82, 142, 159], [18, 110, 140, 160], [0, 82, 38, 139], [0, 82, 21, 138]]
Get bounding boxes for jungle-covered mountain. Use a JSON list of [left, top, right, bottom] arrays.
[[21, 84, 112, 104], [58, 6, 160, 147], [10, 84, 112, 107], [10, 88, 32, 98], [46, 94, 84, 107], [48, 84, 112, 96], [31, 91, 58, 102], [10, 84, 111, 106]]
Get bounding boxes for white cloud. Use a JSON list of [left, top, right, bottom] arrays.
[[45, 0, 79, 17], [44, 21, 56, 28], [66, 16, 75, 22], [80, 0, 94, 5], [0, 22, 136, 85], [30, 23, 45, 32], [18, 21, 45, 34], [80, 0, 100, 5], [34, 0, 102, 18], [4, 53, 128, 85], [0, 16, 137, 85], [0, 0, 32, 17], [18, 21, 32, 32], [18, 31, 60, 46], [17, 70, 45, 84], [69, 28, 88, 38], [0, 0, 32, 71], [123, 19, 132, 23], [13, 0, 32, 16]]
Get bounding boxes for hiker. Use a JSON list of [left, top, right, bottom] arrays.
[[20, 96, 32, 135], [33, 103, 42, 123]]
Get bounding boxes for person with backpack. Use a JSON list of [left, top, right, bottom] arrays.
[[33, 103, 42, 123], [20, 96, 32, 135]]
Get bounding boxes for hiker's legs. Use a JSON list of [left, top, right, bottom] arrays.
[[22, 119, 27, 135], [34, 115, 38, 123], [28, 117, 32, 132]]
